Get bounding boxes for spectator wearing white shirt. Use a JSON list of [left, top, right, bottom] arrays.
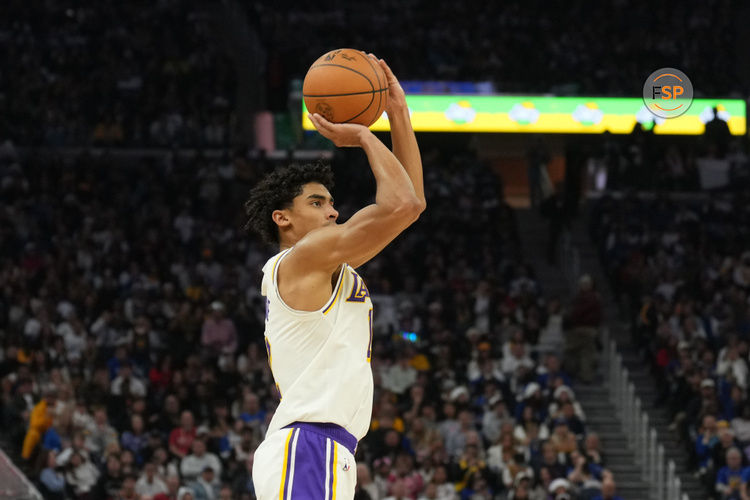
[[467, 342, 503, 383], [61, 316, 87, 362], [357, 463, 382, 500], [111, 362, 147, 397], [174, 208, 195, 244], [135, 461, 168, 497], [180, 438, 222, 482], [501, 341, 534, 377], [84, 407, 118, 456], [482, 396, 510, 444], [731, 404, 750, 444], [64, 451, 100, 496], [717, 345, 749, 389], [382, 353, 417, 395]]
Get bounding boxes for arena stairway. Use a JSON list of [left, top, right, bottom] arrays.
[[570, 203, 705, 499], [516, 208, 650, 500], [0, 436, 42, 499]]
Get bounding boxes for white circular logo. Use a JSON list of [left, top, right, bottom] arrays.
[[642, 68, 694, 119]]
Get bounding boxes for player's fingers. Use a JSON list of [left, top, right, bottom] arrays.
[[368, 53, 383, 72], [309, 114, 332, 135], [315, 114, 340, 135], [312, 115, 343, 143], [310, 113, 330, 130], [308, 113, 322, 130]]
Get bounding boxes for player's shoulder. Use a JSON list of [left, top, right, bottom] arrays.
[[262, 249, 291, 275], [260, 249, 291, 297]]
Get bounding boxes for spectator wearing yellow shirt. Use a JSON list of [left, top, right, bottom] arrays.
[[22, 388, 57, 460]]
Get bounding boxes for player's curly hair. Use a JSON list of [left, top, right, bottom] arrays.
[[244, 162, 335, 245]]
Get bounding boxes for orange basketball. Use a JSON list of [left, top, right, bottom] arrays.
[[303, 48, 388, 127]]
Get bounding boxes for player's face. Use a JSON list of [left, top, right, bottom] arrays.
[[289, 183, 339, 235]]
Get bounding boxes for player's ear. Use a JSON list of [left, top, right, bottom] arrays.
[[272, 209, 291, 228]]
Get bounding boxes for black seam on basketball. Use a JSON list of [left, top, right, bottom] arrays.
[[359, 52, 384, 124], [342, 90, 375, 124], [309, 64, 375, 92], [303, 89, 388, 98]]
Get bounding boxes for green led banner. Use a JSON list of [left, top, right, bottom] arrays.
[[302, 96, 746, 135]]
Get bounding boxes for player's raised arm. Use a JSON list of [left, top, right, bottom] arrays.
[[373, 55, 425, 209], [285, 114, 424, 274]]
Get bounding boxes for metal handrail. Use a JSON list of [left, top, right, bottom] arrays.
[[0, 447, 42, 499], [601, 328, 688, 500]]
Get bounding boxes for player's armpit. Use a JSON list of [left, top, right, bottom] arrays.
[[276, 202, 420, 311], [286, 201, 421, 275]]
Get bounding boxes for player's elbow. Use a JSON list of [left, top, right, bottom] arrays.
[[394, 197, 424, 223], [409, 197, 427, 221], [415, 197, 427, 215]]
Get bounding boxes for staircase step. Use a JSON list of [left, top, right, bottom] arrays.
[[586, 415, 620, 422], [586, 424, 623, 433]]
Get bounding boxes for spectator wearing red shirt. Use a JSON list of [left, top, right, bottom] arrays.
[[169, 411, 196, 460], [149, 354, 173, 394]]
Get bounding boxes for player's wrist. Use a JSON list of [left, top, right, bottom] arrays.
[[388, 101, 409, 116], [357, 128, 375, 146]]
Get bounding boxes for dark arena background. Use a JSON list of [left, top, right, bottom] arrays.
[[1, 1, 749, 499]]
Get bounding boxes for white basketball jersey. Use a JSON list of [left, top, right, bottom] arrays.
[[260, 249, 374, 441]]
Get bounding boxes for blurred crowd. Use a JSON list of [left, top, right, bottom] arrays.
[[560, 118, 748, 195], [0, 0, 234, 147], [256, 0, 742, 107], [591, 193, 750, 500], [1, 0, 743, 147], [0, 139, 620, 499]]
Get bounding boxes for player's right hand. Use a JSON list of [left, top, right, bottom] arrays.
[[369, 54, 406, 115], [309, 113, 371, 148]]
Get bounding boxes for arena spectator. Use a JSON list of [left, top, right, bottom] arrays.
[[135, 461, 169, 497], [548, 477, 571, 499], [566, 450, 604, 498], [181, 437, 222, 482], [188, 466, 219, 500], [201, 302, 238, 359], [111, 361, 147, 398], [64, 451, 100, 498], [583, 433, 605, 466], [38, 450, 66, 500], [715, 447, 745, 499], [154, 474, 182, 500], [563, 275, 602, 383], [169, 411, 197, 460], [21, 388, 57, 460], [592, 477, 624, 500]]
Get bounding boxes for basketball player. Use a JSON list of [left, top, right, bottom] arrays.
[[245, 55, 425, 499]]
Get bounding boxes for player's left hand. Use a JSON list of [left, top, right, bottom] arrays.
[[368, 54, 406, 115]]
